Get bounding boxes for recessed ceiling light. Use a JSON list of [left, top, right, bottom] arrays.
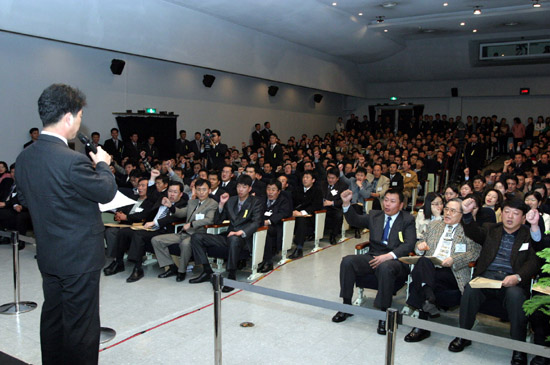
[[504, 22, 518, 26], [384, 29, 388, 32], [443, 2, 449, 6], [332, 2, 337, 6], [460, 22, 465, 26], [381, 2, 397, 8], [473, 6, 481, 15], [472, 29, 478, 33], [533, 1, 541, 7], [358, 12, 363, 16]]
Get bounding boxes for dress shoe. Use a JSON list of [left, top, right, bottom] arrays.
[[126, 267, 144, 283], [354, 229, 361, 239], [404, 327, 431, 343], [511, 351, 527, 365], [332, 311, 353, 323], [531, 355, 550, 365], [259, 262, 273, 273], [222, 285, 234, 293], [288, 248, 303, 259], [189, 271, 212, 284], [176, 273, 186, 282], [377, 320, 387, 335], [104, 261, 125, 276], [158, 269, 177, 279], [329, 234, 337, 245], [448, 337, 471, 352]]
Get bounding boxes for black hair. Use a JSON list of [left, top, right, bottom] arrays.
[[208, 170, 221, 181], [502, 197, 529, 215], [29, 127, 39, 134], [91, 132, 100, 137], [195, 178, 211, 189], [266, 179, 282, 191], [236, 174, 253, 187], [38, 84, 87, 127], [168, 181, 184, 193], [156, 175, 170, 185], [384, 188, 404, 203], [483, 188, 504, 209], [111, 128, 119, 133], [422, 192, 443, 220], [327, 167, 340, 177], [211, 129, 221, 136]]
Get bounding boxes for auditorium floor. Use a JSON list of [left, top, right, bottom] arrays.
[[0, 233, 515, 365]]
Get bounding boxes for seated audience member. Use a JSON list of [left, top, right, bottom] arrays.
[[482, 188, 503, 223], [524, 191, 550, 233], [288, 171, 323, 259], [103, 177, 153, 258], [505, 174, 524, 200], [189, 175, 263, 292], [322, 167, 348, 245], [207, 170, 226, 202], [533, 182, 550, 215], [494, 180, 508, 198], [258, 180, 292, 273], [443, 184, 460, 203], [277, 174, 295, 206], [339, 166, 373, 238], [400, 159, 419, 207], [220, 165, 237, 196], [472, 175, 486, 197], [0, 162, 14, 203], [404, 198, 481, 342], [147, 171, 169, 203], [448, 198, 541, 365], [0, 164, 32, 249], [104, 182, 188, 282], [386, 162, 404, 192], [23, 127, 39, 148], [415, 192, 443, 241], [151, 178, 217, 282], [332, 189, 416, 335], [459, 181, 474, 199], [464, 193, 496, 225], [245, 165, 266, 197], [366, 164, 390, 211]]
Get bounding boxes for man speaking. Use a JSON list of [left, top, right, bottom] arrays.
[[16, 84, 117, 365]]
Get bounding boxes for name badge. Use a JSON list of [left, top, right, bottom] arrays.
[[406, 173, 411, 178], [392, 182, 397, 186], [519, 242, 529, 251], [264, 211, 273, 217], [398, 231, 404, 242], [135, 207, 143, 213], [377, 187, 382, 191], [195, 213, 205, 220], [331, 190, 338, 196], [455, 243, 466, 253], [243, 209, 248, 218]]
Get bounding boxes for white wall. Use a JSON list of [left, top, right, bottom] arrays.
[[0, 32, 343, 164]]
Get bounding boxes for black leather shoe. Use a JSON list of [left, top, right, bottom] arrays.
[[176, 273, 186, 282], [377, 320, 387, 335], [448, 337, 471, 352], [404, 327, 431, 343], [355, 229, 361, 239], [189, 271, 212, 284], [289, 248, 303, 259], [330, 234, 337, 245], [259, 262, 273, 273], [222, 285, 234, 293], [104, 261, 125, 276], [531, 355, 550, 365], [511, 351, 527, 365], [332, 311, 353, 323], [158, 269, 177, 279], [126, 267, 144, 283]]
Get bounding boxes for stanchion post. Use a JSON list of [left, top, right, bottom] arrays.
[[213, 273, 223, 365], [385, 308, 398, 365]]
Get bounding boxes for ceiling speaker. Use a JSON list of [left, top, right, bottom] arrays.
[[110, 59, 125, 75], [203, 74, 216, 88], [314, 94, 323, 103], [451, 87, 458, 97], [268, 86, 279, 97]]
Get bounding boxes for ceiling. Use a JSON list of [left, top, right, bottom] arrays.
[[164, 0, 550, 64]]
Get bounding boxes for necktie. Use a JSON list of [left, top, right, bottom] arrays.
[[238, 201, 243, 213], [152, 206, 169, 230], [267, 200, 273, 208], [382, 216, 391, 244]]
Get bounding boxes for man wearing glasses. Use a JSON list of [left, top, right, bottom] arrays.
[[403, 198, 481, 343]]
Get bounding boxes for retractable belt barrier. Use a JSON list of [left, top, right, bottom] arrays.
[[213, 276, 549, 365]]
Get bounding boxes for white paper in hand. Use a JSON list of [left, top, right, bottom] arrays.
[[99, 191, 137, 212]]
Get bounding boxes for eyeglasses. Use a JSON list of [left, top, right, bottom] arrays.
[[431, 201, 443, 206], [443, 207, 462, 215]]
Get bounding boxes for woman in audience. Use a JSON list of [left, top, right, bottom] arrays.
[[533, 182, 550, 214], [444, 184, 459, 203], [459, 181, 474, 199], [482, 188, 503, 223], [415, 192, 443, 241], [494, 180, 508, 197], [524, 191, 550, 233], [0, 161, 13, 201]]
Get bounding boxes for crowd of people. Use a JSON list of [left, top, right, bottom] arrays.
[[2, 111, 550, 364]]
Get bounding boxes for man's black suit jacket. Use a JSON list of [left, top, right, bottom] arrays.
[[252, 130, 263, 149], [175, 138, 190, 157], [251, 179, 266, 197], [16, 134, 117, 275], [344, 208, 416, 258], [263, 194, 292, 227], [209, 186, 227, 203], [293, 186, 323, 215], [321, 180, 348, 209], [145, 195, 188, 232], [215, 195, 264, 250], [117, 198, 155, 224], [207, 143, 228, 171], [103, 138, 124, 162], [221, 180, 237, 196], [265, 144, 284, 167], [385, 172, 404, 191], [124, 141, 141, 161]]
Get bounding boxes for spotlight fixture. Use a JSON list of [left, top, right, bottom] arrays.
[[358, 12, 363, 16], [533, 0, 541, 7], [460, 22, 465, 26], [472, 29, 478, 33], [443, 2, 448, 6], [473, 6, 481, 15], [384, 29, 388, 32], [376, 16, 385, 23], [332, 2, 337, 6]]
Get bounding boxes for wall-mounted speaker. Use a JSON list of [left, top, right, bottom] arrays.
[[314, 94, 323, 103], [451, 87, 458, 97], [203, 74, 216, 88], [268, 86, 279, 97], [110, 59, 125, 75]]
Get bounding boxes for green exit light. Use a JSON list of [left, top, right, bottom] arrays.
[[145, 108, 157, 114], [389, 96, 398, 101]]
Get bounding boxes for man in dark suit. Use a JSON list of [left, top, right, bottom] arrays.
[[104, 181, 188, 282], [331, 189, 416, 335], [103, 127, 124, 163], [0, 164, 33, 247], [141, 135, 159, 161], [245, 165, 266, 197], [288, 171, 323, 259], [208, 170, 226, 202], [259, 179, 292, 273], [189, 132, 203, 160], [189, 175, 263, 292], [322, 167, 348, 244], [23, 127, 39, 148], [90, 131, 102, 150], [175, 130, 190, 159], [124, 132, 141, 161], [206, 129, 227, 171], [251, 123, 263, 150], [265, 134, 284, 168], [385, 162, 404, 192], [260, 121, 273, 145], [464, 134, 485, 176], [15, 84, 117, 365], [447, 198, 541, 365], [220, 165, 237, 196]]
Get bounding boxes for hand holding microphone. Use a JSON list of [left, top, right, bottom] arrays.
[[77, 133, 111, 166]]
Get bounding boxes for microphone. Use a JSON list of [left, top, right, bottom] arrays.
[[77, 132, 98, 154]]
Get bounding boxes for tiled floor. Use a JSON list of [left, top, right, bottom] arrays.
[[0, 233, 519, 364]]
